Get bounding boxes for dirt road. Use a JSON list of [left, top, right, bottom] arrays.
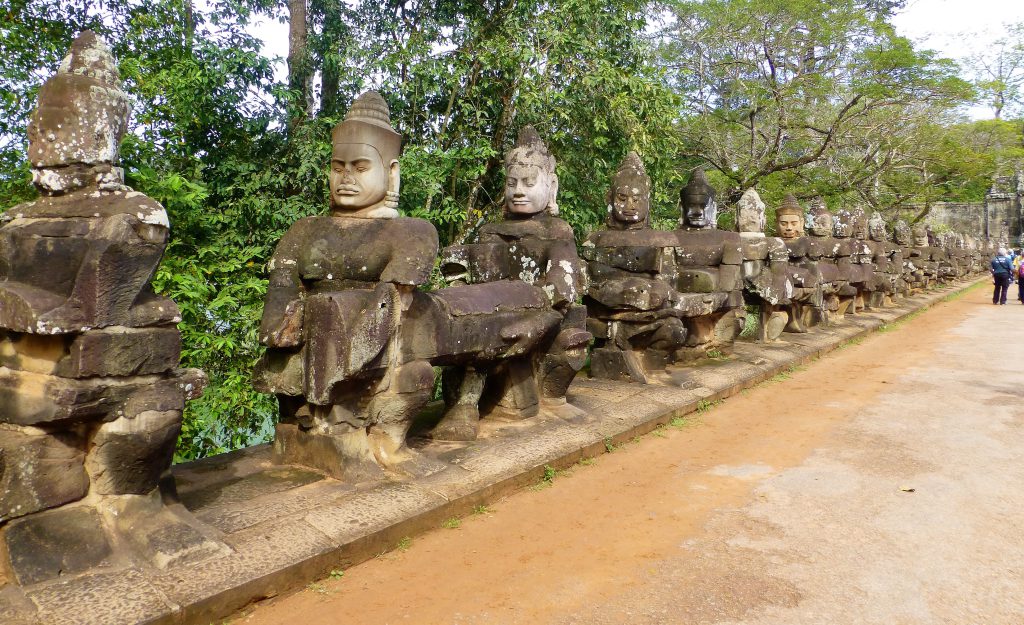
[[237, 283, 1024, 625]]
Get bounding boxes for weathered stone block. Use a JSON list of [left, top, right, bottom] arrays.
[[0, 326, 179, 378], [0, 366, 197, 426], [3, 506, 113, 585], [85, 409, 182, 495], [110, 493, 230, 570], [0, 425, 87, 521], [675, 268, 719, 293]]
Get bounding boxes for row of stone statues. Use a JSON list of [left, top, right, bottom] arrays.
[[0, 33, 989, 589]]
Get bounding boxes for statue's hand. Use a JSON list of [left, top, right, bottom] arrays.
[[261, 299, 304, 347]]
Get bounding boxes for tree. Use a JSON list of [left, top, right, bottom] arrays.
[[654, 0, 970, 203], [968, 22, 1024, 120]]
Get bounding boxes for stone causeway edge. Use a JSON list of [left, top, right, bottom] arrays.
[[11, 278, 984, 625]]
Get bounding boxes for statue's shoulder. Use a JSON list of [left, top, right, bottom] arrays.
[[390, 216, 439, 239], [542, 216, 576, 239], [3, 189, 167, 226]]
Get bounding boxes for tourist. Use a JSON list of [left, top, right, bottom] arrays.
[[990, 247, 1013, 305], [1016, 252, 1024, 303]]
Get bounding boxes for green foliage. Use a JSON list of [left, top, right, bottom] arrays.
[[0, 0, 1007, 463]]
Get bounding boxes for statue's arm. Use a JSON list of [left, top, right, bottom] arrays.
[[543, 240, 587, 308], [260, 225, 306, 347], [379, 219, 439, 310]]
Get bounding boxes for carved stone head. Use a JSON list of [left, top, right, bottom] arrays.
[[27, 31, 130, 195], [504, 126, 558, 217], [851, 207, 868, 240], [736, 188, 766, 236], [868, 212, 888, 242], [679, 168, 717, 230], [926, 226, 938, 247], [329, 91, 401, 218], [776, 194, 804, 240], [606, 151, 650, 229], [807, 198, 832, 237], [833, 208, 854, 238], [893, 219, 912, 246], [912, 223, 929, 247]]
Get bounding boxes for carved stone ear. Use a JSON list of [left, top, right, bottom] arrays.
[[388, 159, 400, 197], [547, 173, 560, 216]]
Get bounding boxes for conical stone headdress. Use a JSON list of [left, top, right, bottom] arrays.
[[777, 194, 803, 218], [613, 151, 650, 192], [27, 30, 130, 169], [505, 125, 556, 174], [681, 168, 715, 204], [331, 91, 402, 164]]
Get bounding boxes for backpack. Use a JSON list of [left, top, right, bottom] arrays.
[[1017, 263, 1024, 279]]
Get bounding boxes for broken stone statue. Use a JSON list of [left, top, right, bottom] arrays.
[[0, 31, 223, 593], [581, 152, 691, 382], [865, 212, 902, 307], [831, 206, 869, 315], [893, 219, 921, 295]]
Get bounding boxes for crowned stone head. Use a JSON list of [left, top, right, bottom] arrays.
[[736, 188, 766, 237], [504, 126, 558, 217], [912, 223, 929, 247], [851, 207, 868, 240], [807, 197, 832, 237], [27, 31, 130, 194], [606, 151, 650, 229], [679, 168, 717, 230], [775, 194, 804, 240], [833, 208, 854, 238], [868, 212, 889, 242], [893, 219, 912, 246], [329, 91, 402, 218]]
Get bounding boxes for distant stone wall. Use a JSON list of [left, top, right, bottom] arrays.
[[913, 172, 1024, 245], [925, 201, 987, 236]]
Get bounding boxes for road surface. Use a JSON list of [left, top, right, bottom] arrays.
[[237, 283, 1024, 625]]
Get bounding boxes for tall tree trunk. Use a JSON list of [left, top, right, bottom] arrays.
[[183, 0, 195, 47], [317, 0, 342, 117], [288, 0, 313, 124]]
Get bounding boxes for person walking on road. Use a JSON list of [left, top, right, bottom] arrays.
[[991, 247, 1014, 305], [1015, 252, 1024, 304]]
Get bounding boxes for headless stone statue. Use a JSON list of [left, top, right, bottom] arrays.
[[432, 126, 591, 436], [582, 152, 691, 382], [668, 169, 744, 356], [775, 194, 825, 332], [0, 31, 221, 590]]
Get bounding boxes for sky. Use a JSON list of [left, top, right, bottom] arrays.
[[248, 0, 1024, 119], [891, 0, 1024, 119]]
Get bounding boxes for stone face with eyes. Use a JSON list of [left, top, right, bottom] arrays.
[[505, 162, 554, 216], [329, 143, 390, 211]]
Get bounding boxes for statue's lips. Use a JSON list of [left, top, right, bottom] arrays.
[[334, 186, 360, 195]]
